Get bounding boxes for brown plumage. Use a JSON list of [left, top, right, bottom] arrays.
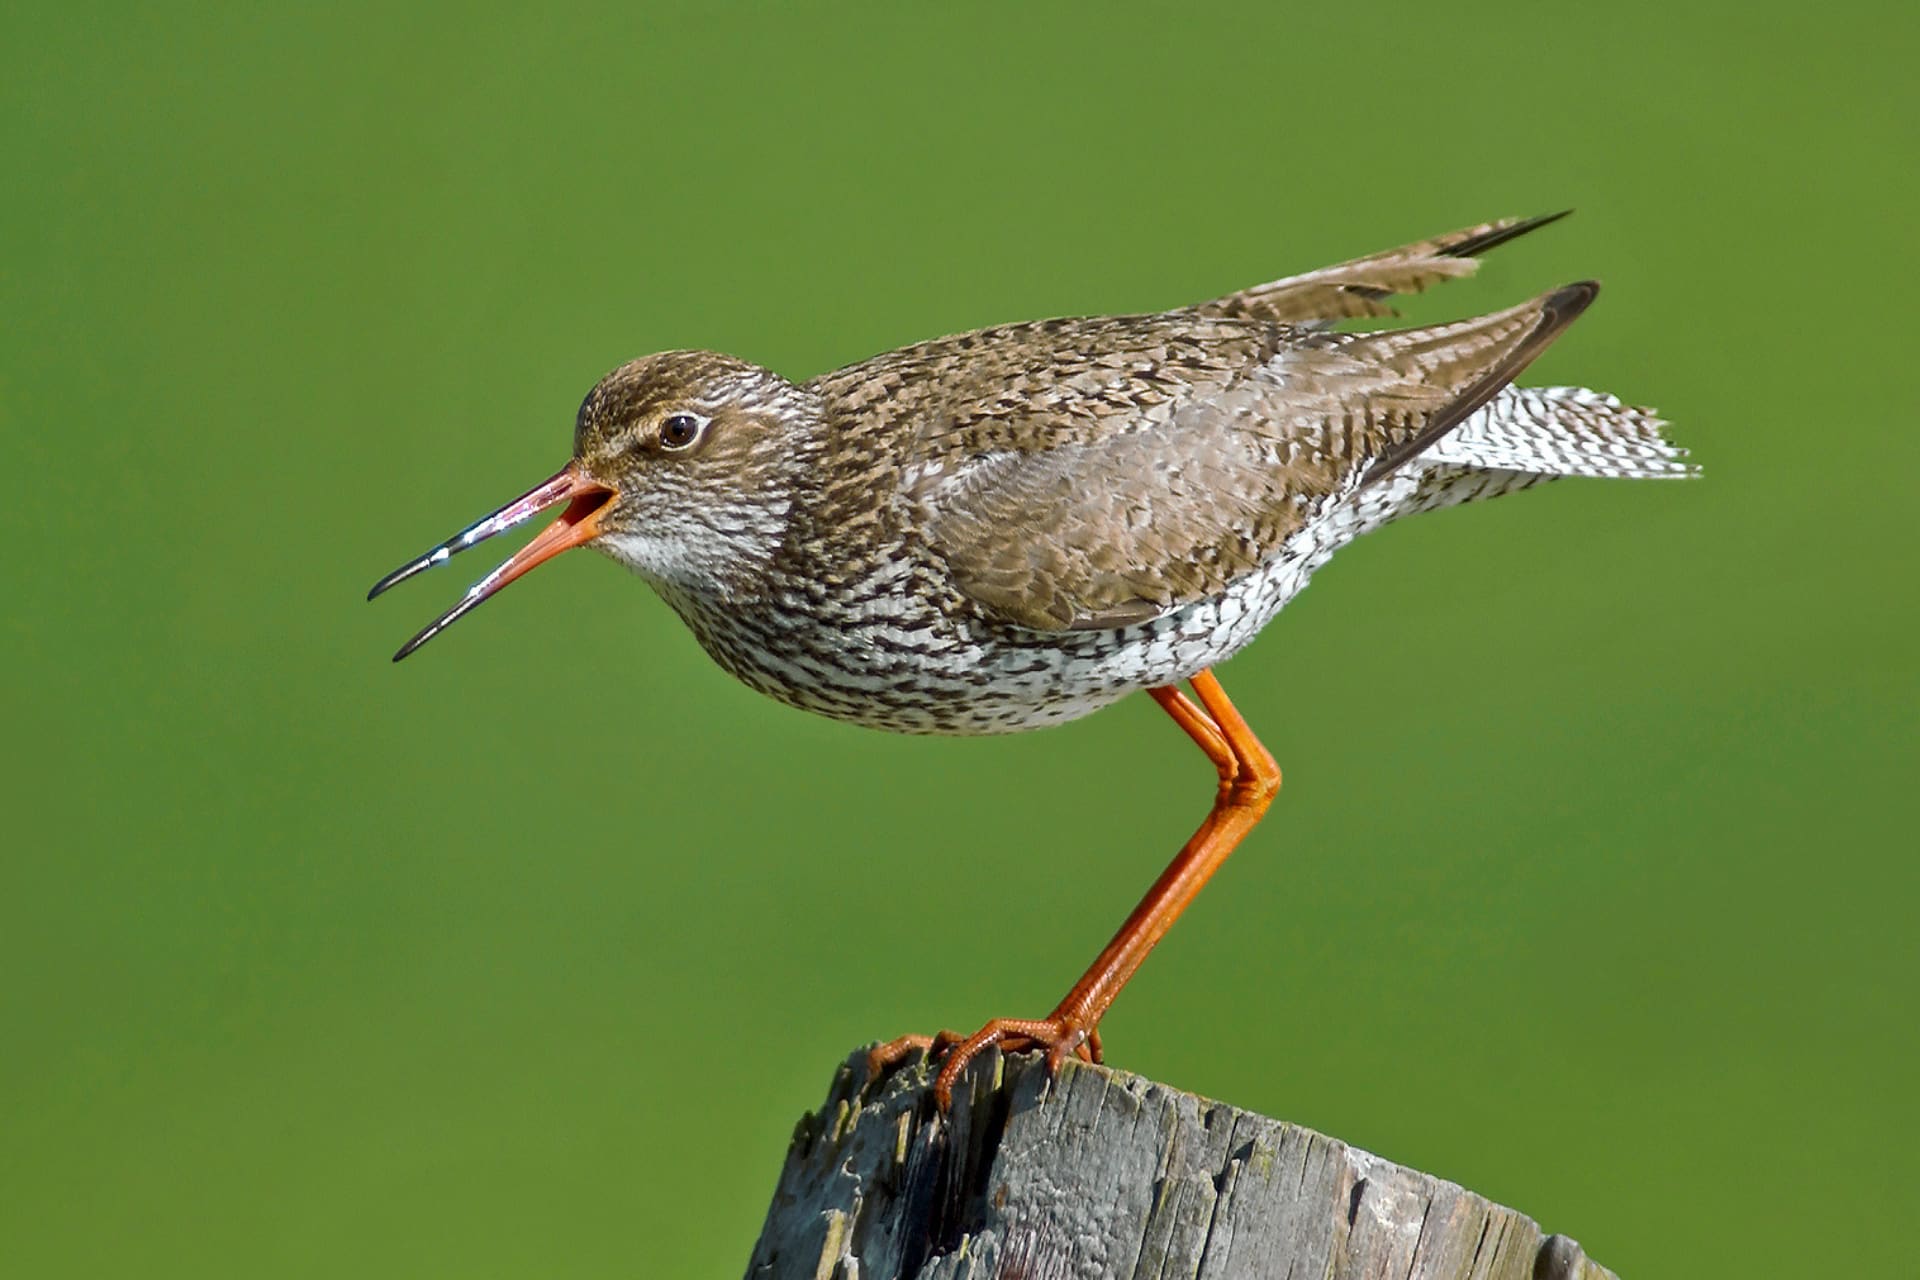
[[371, 213, 1692, 1105], [824, 282, 1591, 632]]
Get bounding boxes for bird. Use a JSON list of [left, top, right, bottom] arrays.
[[369, 212, 1693, 1108]]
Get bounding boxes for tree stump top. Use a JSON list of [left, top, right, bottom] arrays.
[[747, 1049, 1617, 1280]]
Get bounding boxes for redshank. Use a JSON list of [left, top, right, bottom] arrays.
[[370, 213, 1692, 1107]]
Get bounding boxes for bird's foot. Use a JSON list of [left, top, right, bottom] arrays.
[[867, 1016, 1104, 1110]]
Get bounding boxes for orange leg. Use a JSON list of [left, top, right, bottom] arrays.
[[870, 669, 1281, 1109]]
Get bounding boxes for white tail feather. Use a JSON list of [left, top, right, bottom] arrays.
[[1425, 386, 1695, 480], [1322, 387, 1694, 544]]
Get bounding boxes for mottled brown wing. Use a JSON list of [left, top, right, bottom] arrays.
[[916, 286, 1593, 632], [917, 369, 1387, 630], [1197, 212, 1570, 327]]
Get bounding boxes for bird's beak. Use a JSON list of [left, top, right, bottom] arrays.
[[368, 463, 618, 661]]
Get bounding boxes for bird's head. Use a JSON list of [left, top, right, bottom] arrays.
[[370, 351, 823, 660]]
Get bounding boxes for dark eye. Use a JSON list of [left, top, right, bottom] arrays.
[[659, 413, 706, 451]]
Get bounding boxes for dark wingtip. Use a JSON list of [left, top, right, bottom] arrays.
[[1356, 275, 1602, 490], [1447, 209, 1574, 260], [1546, 278, 1602, 323]]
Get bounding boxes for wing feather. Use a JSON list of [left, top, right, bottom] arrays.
[[914, 286, 1591, 632], [1197, 211, 1570, 328]]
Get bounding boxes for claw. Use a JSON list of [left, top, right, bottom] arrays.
[[866, 1031, 963, 1079], [868, 1015, 1102, 1110]]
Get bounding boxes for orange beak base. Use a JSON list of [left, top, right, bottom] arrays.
[[368, 464, 617, 661]]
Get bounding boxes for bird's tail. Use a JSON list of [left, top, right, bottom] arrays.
[[1426, 386, 1695, 480], [1337, 388, 1694, 538]]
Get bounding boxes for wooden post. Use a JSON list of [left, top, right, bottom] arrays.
[[746, 1049, 1618, 1280]]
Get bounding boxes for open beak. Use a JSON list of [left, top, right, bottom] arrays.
[[368, 463, 618, 661]]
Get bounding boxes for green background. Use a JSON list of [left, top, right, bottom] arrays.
[[5, 4, 1914, 1275]]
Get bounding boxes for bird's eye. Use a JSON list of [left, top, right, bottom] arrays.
[[659, 413, 707, 451]]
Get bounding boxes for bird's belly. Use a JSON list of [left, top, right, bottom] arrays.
[[662, 535, 1339, 736]]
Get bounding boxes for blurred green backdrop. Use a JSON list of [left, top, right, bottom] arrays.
[[4, 3, 1914, 1275]]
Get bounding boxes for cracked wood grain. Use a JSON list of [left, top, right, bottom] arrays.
[[745, 1049, 1618, 1280]]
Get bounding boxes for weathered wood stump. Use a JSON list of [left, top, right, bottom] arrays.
[[747, 1049, 1617, 1279]]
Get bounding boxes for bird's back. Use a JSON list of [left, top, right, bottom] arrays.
[[809, 284, 1600, 635]]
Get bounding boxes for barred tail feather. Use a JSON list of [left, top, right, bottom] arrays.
[[1426, 387, 1696, 480], [1327, 387, 1693, 542]]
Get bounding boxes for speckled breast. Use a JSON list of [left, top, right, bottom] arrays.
[[650, 485, 1409, 736]]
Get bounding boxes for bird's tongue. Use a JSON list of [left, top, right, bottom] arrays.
[[367, 463, 617, 661]]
